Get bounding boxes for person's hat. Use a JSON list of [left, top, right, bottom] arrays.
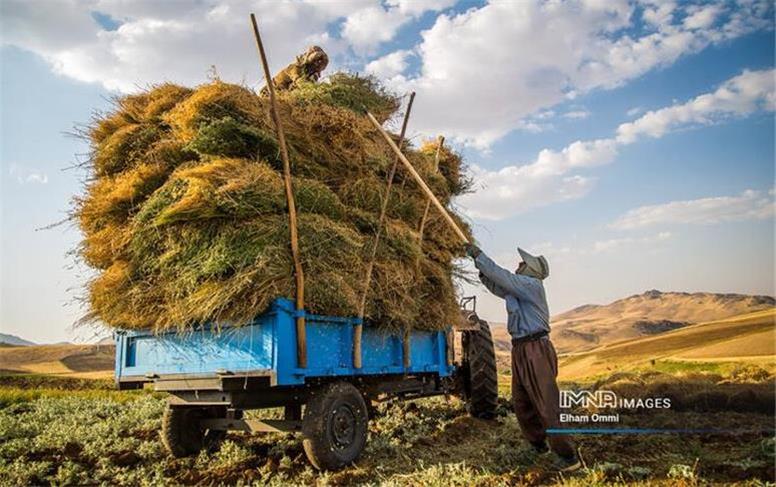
[[517, 247, 549, 280]]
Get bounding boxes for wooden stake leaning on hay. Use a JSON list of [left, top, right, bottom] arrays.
[[366, 112, 470, 244], [353, 92, 416, 369], [368, 116, 470, 371], [250, 13, 307, 368]]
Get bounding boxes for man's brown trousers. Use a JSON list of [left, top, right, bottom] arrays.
[[511, 336, 575, 458]]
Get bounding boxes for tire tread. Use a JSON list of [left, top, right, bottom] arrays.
[[464, 317, 499, 419]]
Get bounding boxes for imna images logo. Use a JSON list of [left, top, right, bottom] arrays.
[[560, 390, 672, 409], [560, 390, 617, 408]]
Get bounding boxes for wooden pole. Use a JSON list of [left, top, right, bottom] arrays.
[[403, 330, 411, 369], [250, 13, 307, 368], [417, 136, 444, 251], [366, 111, 470, 244], [353, 93, 416, 369], [446, 330, 454, 366]]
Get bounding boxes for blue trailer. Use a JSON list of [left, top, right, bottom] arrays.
[[115, 297, 497, 470]]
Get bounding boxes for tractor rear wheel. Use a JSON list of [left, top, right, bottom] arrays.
[[461, 314, 499, 419]]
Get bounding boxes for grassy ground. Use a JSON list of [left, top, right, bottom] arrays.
[[0, 374, 159, 408], [0, 371, 773, 486]]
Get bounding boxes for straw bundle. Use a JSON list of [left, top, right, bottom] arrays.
[[76, 74, 471, 333]]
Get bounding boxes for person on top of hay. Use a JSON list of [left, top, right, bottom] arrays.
[[263, 45, 329, 93], [465, 244, 581, 473]]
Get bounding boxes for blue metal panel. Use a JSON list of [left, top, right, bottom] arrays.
[[116, 310, 278, 378], [115, 298, 455, 385]]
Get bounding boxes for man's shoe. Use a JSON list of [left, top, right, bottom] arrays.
[[530, 440, 550, 455], [552, 454, 582, 473]]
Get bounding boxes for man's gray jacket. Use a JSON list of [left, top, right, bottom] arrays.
[[474, 252, 550, 340]]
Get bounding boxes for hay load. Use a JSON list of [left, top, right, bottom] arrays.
[[76, 73, 472, 334]]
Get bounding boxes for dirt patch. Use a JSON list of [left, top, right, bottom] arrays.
[[632, 320, 689, 334], [60, 347, 115, 372]]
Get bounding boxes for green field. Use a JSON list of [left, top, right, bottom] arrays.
[[0, 370, 773, 486]]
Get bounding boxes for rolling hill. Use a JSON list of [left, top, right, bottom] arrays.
[[0, 343, 114, 379], [550, 290, 774, 353], [557, 308, 776, 380]]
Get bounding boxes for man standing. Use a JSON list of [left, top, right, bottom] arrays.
[[466, 244, 581, 472]]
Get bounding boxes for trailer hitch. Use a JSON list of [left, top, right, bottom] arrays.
[[456, 296, 482, 331]]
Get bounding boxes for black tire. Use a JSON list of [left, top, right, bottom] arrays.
[[302, 382, 369, 470], [161, 405, 225, 458], [461, 315, 499, 419]]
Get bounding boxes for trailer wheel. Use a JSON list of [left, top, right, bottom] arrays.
[[161, 405, 225, 458], [302, 382, 368, 470], [461, 315, 499, 419]]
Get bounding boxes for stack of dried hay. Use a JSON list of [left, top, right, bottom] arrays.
[[75, 74, 472, 333]]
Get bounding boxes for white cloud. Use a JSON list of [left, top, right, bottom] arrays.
[[562, 110, 591, 120], [514, 120, 552, 134], [8, 164, 48, 184], [365, 49, 412, 79], [528, 231, 672, 258], [534, 110, 556, 120], [616, 69, 775, 144], [592, 231, 671, 253], [341, 6, 408, 54], [379, 0, 772, 147], [534, 138, 620, 175], [24, 173, 49, 184], [341, 1, 455, 54], [641, 1, 677, 28], [458, 166, 596, 220], [626, 106, 644, 117], [386, 0, 456, 16], [456, 137, 618, 219], [2, 0, 357, 92], [684, 4, 722, 30], [0, 0, 450, 92], [611, 189, 775, 229], [457, 69, 775, 220], [2, 0, 771, 148]]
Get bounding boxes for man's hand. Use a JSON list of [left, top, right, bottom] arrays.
[[465, 243, 482, 258]]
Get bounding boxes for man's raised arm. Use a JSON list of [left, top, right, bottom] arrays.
[[479, 272, 508, 298], [468, 247, 534, 300]]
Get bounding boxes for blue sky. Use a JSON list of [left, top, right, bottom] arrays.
[[1, 0, 774, 342]]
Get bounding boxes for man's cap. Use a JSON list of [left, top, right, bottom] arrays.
[[517, 247, 549, 280]]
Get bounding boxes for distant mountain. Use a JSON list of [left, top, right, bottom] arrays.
[[0, 333, 36, 347], [551, 290, 774, 353]]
